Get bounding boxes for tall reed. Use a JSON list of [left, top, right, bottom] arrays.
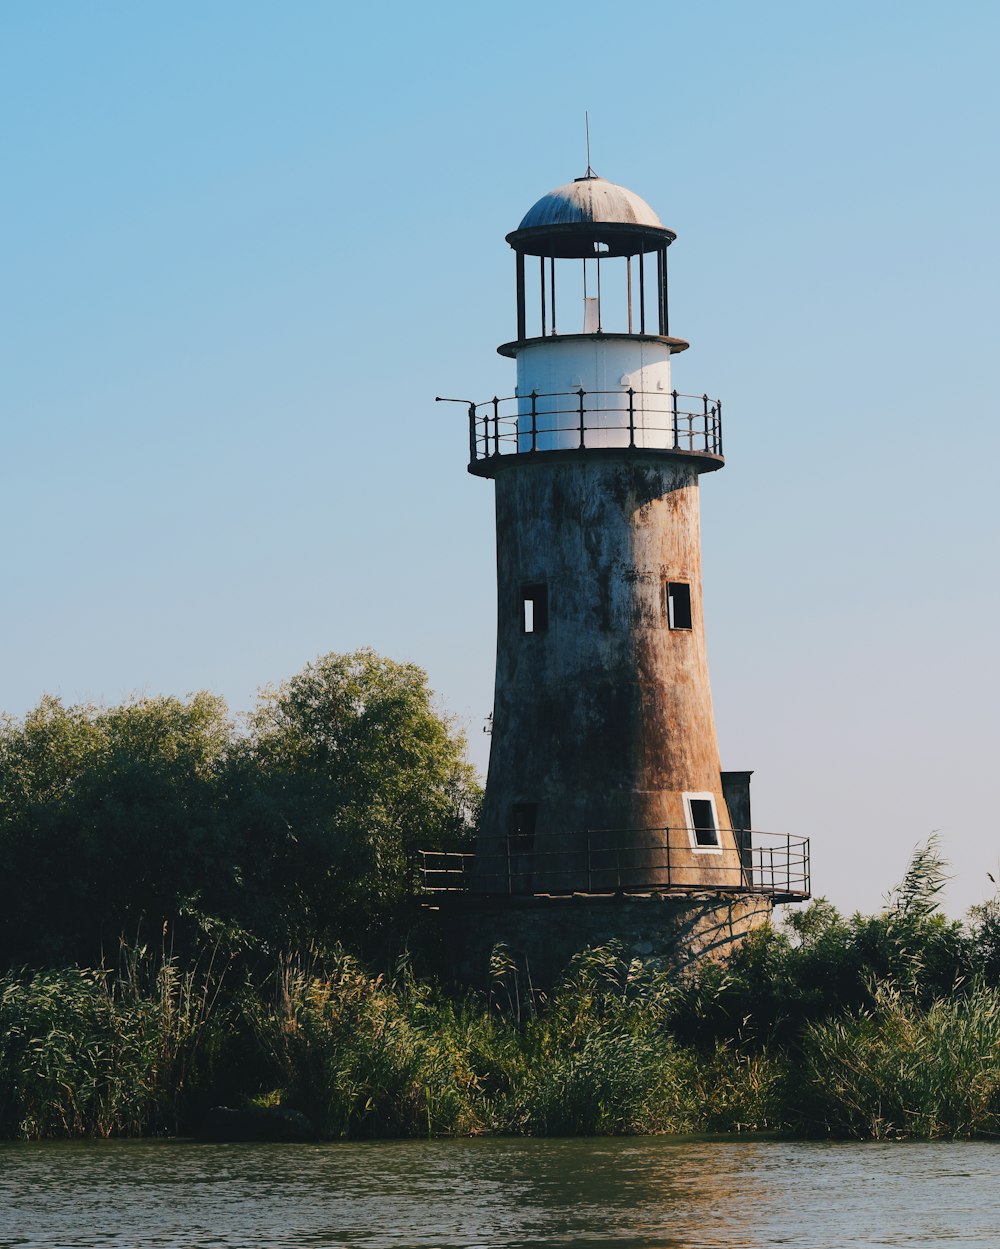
[[249, 949, 482, 1138], [5, 917, 1000, 1141], [0, 946, 226, 1139], [795, 983, 1000, 1138]]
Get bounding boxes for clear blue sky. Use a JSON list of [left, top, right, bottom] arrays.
[[2, 1, 997, 916]]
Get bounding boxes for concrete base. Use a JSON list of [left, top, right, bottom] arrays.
[[433, 892, 773, 990]]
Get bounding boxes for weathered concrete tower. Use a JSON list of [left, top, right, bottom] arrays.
[[429, 171, 808, 983]]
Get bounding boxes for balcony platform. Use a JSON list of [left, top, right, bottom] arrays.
[[418, 829, 810, 906], [464, 387, 724, 476]]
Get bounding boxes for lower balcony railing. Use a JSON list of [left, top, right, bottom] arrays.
[[466, 389, 723, 462], [418, 828, 810, 903]]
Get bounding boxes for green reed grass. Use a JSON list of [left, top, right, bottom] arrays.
[[5, 912, 1000, 1140], [0, 946, 227, 1139], [795, 983, 1000, 1139], [250, 950, 480, 1138]]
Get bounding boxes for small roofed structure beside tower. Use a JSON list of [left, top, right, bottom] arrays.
[[424, 170, 809, 986]]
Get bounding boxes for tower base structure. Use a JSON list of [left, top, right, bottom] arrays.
[[432, 891, 773, 990]]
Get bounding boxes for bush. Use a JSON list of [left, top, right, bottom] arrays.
[[667, 839, 973, 1051]]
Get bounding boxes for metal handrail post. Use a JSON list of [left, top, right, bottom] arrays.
[[492, 397, 500, 457], [530, 390, 538, 452], [586, 829, 592, 892], [578, 388, 586, 449], [628, 388, 635, 448], [672, 389, 679, 449], [702, 394, 709, 452]]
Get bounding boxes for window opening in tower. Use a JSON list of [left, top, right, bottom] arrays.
[[666, 581, 692, 630], [521, 584, 548, 634]]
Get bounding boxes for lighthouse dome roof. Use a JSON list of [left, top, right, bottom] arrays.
[[517, 174, 664, 232], [507, 173, 674, 258]]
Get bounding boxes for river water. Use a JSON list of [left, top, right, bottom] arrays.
[[1, 1137, 999, 1248]]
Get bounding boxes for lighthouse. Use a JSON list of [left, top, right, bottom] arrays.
[[428, 170, 809, 982]]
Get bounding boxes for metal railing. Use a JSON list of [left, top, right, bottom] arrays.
[[467, 389, 722, 464], [418, 828, 809, 902]]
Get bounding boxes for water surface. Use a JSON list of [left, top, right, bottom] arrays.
[[1, 1136, 999, 1248]]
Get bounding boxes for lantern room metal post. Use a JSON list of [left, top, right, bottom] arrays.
[[515, 252, 526, 341], [656, 245, 666, 335], [639, 249, 646, 333]]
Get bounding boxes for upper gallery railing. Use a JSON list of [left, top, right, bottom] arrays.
[[464, 389, 723, 463]]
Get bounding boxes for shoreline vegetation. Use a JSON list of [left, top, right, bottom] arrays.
[[2, 652, 999, 1142], [4, 861, 1000, 1144]]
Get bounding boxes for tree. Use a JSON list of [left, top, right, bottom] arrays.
[[225, 649, 480, 948], [0, 692, 232, 965], [0, 651, 481, 966]]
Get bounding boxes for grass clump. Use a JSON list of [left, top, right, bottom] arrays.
[[496, 946, 694, 1136], [795, 983, 1000, 1139], [250, 950, 480, 1138], [0, 948, 225, 1138]]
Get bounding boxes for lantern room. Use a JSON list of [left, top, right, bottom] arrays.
[[505, 171, 684, 344]]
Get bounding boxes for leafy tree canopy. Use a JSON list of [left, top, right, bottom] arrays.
[[0, 651, 480, 966], [227, 650, 480, 946]]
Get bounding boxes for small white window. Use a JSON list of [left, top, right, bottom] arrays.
[[683, 792, 722, 853], [521, 584, 548, 634]]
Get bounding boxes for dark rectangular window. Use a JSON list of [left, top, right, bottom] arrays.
[[666, 581, 692, 630], [689, 798, 719, 847], [510, 802, 537, 853], [521, 583, 548, 634]]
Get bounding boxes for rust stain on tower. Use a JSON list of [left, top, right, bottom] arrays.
[[426, 170, 810, 983]]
